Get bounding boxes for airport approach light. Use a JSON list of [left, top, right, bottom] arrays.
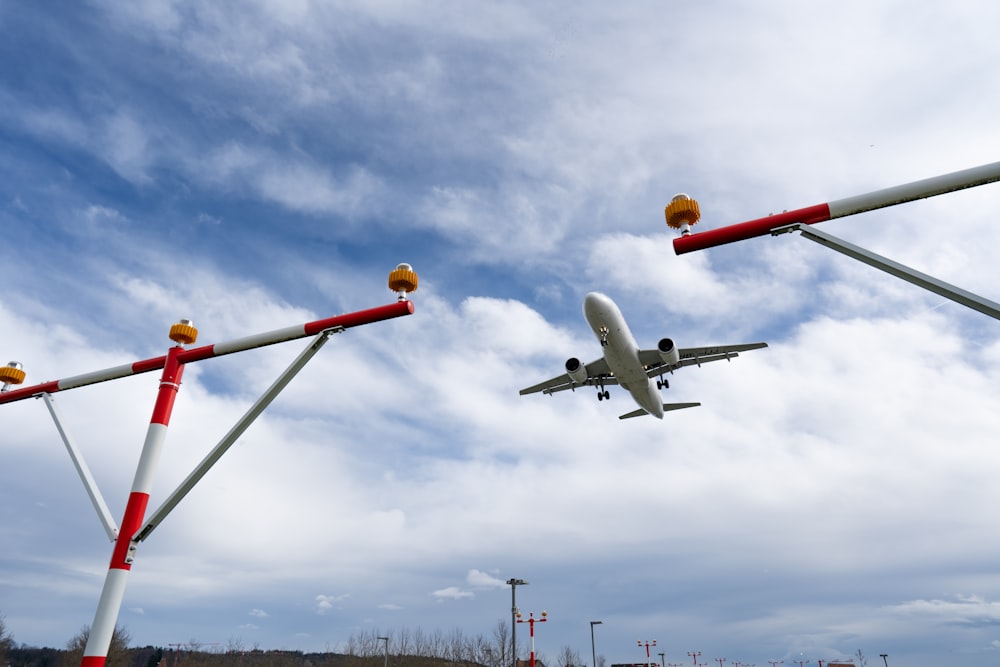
[[1, 265, 417, 667]]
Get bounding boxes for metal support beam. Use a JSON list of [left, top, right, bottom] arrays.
[[41, 392, 119, 542], [772, 223, 1000, 321], [133, 327, 341, 544]]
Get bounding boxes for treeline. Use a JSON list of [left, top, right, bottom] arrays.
[[0, 616, 589, 667]]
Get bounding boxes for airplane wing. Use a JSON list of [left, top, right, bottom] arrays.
[[519, 358, 619, 396], [637, 342, 768, 377]]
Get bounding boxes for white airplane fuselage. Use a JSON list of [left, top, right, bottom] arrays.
[[583, 292, 665, 419]]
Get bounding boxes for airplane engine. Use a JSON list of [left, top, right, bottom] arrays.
[[657, 338, 680, 366], [565, 357, 588, 384]]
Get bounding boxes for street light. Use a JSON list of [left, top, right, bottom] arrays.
[[659, 652, 666, 667], [590, 621, 603, 667], [378, 636, 389, 667], [507, 578, 528, 667], [879, 655, 888, 667]]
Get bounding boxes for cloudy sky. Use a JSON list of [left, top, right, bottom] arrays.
[[3, 2, 1000, 666]]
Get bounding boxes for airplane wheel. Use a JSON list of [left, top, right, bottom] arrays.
[[603, 390, 610, 400], [597, 392, 603, 401]]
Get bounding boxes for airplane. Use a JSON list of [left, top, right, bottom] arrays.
[[519, 292, 767, 420]]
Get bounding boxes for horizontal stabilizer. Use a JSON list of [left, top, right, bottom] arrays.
[[618, 402, 702, 420]]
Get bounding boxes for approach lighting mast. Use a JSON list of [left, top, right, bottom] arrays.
[[517, 611, 547, 667], [638, 640, 657, 667], [1, 265, 418, 667]]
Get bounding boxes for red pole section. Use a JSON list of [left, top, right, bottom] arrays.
[[673, 160, 1000, 255], [0, 300, 414, 405], [81, 346, 186, 667]]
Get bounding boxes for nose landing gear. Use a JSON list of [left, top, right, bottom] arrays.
[[598, 326, 609, 346]]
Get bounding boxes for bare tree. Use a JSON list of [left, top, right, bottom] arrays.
[[854, 649, 868, 667], [556, 645, 584, 667], [492, 620, 511, 667], [397, 627, 412, 657], [226, 636, 246, 654], [65, 624, 132, 667], [0, 614, 14, 666]]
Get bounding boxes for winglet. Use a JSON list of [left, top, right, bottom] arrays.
[[618, 402, 701, 420]]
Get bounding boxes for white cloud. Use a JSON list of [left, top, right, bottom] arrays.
[[466, 570, 506, 589], [315, 594, 349, 615], [431, 587, 474, 601]]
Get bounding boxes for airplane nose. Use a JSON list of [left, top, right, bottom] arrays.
[[583, 292, 611, 321]]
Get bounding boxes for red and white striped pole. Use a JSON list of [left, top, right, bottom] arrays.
[[82, 334, 189, 667], [671, 160, 1000, 255], [638, 640, 657, 667], [516, 611, 547, 667]]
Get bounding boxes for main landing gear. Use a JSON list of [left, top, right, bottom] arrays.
[[657, 378, 669, 390], [596, 378, 610, 401]]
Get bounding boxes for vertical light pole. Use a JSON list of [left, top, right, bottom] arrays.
[[658, 652, 666, 667], [715, 659, 726, 667], [517, 611, 547, 667], [768, 661, 783, 667], [590, 620, 603, 667], [638, 640, 657, 667], [378, 636, 389, 667], [507, 579, 528, 667], [879, 655, 888, 667], [688, 651, 701, 666]]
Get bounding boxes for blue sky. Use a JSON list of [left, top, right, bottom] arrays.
[[3, 2, 1000, 666]]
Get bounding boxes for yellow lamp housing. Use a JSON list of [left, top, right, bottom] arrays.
[[388, 263, 419, 298], [169, 320, 199, 345], [0, 361, 26, 386], [664, 193, 701, 230]]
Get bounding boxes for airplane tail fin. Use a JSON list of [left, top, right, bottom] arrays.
[[618, 402, 701, 420]]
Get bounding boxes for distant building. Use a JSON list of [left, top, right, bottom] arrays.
[[516, 660, 546, 667], [827, 663, 854, 667]]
